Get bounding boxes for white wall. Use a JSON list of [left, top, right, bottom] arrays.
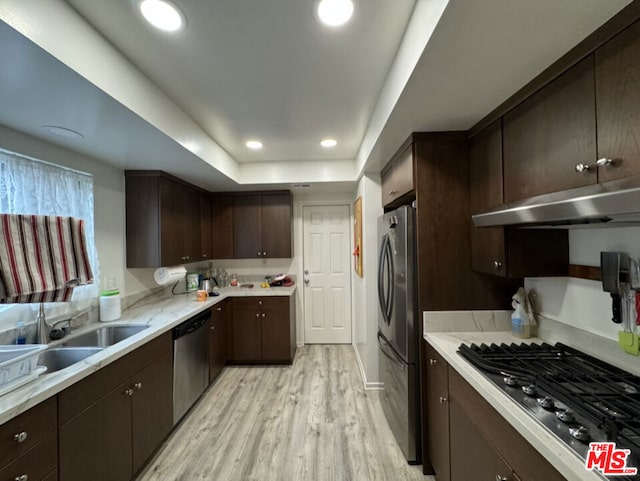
[[525, 226, 640, 341], [352, 174, 383, 387]]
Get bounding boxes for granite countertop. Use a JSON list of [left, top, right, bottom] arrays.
[[425, 329, 605, 481], [0, 285, 296, 425]]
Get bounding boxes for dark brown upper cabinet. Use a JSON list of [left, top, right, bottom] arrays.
[[503, 56, 597, 203], [596, 19, 640, 182], [125, 171, 205, 268], [381, 143, 414, 208], [233, 192, 292, 259], [211, 194, 234, 259], [200, 192, 213, 261], [470, 121, 568, 278]]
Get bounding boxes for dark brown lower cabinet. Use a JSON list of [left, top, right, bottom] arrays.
[[425, 343, 450, 481], [209, 300, 228, 383], [229, 296, 296, 363], [449, 399, 513, 481], [422, 341, 565, 481], [0, 433, 58, 481], [59, 333, 173, 481]]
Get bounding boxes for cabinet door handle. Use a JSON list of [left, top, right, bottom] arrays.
[[493, 260, 502, 270], [574, 163, 592, 173], [596, 157, 614, 168], [14, 431, 28, 443], [257, 252, 262, 256], [15, 475, 28, 481], [429, 358, 437, 365], [439, 396, 448, 404], [495, 476, 508, 481], [134, 382, 143, 390], [124, 388, 134, 396]]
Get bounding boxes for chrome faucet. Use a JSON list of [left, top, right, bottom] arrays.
[[36, 303, 48, 344]]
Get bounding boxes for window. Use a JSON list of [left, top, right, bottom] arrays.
[[0, 147, 100, 302]]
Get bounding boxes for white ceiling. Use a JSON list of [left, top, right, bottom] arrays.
[[0, 0, 634, 191]]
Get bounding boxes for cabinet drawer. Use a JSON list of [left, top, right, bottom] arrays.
[[0, 397, 57, 467], [0, 433, 57, 481]]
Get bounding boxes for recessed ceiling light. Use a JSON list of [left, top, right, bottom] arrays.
[[246, 140, 263, 150], [320, 138, 337, 148], [42, 125, 84, 140], [316, 0, 354, 27], [139, 0, 185, 32]]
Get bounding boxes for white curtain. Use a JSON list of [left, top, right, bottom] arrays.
[[0, 148, 100, 301]]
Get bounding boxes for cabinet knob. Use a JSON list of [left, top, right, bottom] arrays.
[[217, 307, 222, 311], [258, 300, 262, 305], [202, 254, 207, 259], [262, 313, 266, 317], [493, 260, 502, 270], [210, 326, 215, 330], [124, 388, 134, 396], [574, 163, 592, 173], [14, 431, 28, 443], [596, 157, 614, 168], [256, 313, 260, 318], [15, 475, 28, 481], [258, 252, 262, 256], [495, 476, 508, 481], [134, 382, 143, 390], [185, 255, 190, 261], [389, 190, 397, 196], [429, 358, 437, 365], [263, 251, 267, 256], [439, 396, 448, 404]]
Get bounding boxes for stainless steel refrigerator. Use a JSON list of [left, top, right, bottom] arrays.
[[377, 204, 420, 464]]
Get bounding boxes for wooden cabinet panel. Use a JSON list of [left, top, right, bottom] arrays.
[[0, 397, 56, 467], [261, 194, 292, 258], [381, 144, 414, 207], [0, 433, 57, 481], [233, 195, 262, 259], [59, 379, 133, 481], [131, 350, 173, 473], [425, 343, 450, 481], [200, 192, 213, 260], [211, 195, 234, 259], [596, 19, 640, 182], [159, 177, 185, 266], [261, 297, 291, 361], [449, 399, 513, 481], [470, 120, 503, 212], [230, 298, 262, 361], [210, 301, 228, 383], [503, 56, 597, 203], [182, 186, 202, 262]]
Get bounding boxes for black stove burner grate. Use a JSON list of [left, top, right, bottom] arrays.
[[458, 341, 640, 478]]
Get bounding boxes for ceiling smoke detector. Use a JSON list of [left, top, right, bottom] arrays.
[[315, 0, 355, 27], [138, 0, 185, 32]]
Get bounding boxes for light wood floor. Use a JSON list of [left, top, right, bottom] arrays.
[[137, 345, 430, 481]]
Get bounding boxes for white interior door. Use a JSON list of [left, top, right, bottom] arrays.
[[303, 205, 352, 344]]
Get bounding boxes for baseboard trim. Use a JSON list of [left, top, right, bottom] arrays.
[[352, 344, 384, 391]]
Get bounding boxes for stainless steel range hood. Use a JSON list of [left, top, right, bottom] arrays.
[[472, 176, 640, 228]]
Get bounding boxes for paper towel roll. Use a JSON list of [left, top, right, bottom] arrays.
[[153, 266, 187, 286]]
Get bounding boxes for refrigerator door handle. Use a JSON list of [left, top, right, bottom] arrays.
[[377, 234, 394, 325], [377, 332, 405, 368]]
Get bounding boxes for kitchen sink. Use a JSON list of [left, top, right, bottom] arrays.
[[62, 325, 149, 347], [39, 347, 104, 373]]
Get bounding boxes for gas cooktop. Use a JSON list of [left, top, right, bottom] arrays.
[[458, 342, 640, 480]]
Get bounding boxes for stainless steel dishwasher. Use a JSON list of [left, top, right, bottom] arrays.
[[173, 309, 210, 424]]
